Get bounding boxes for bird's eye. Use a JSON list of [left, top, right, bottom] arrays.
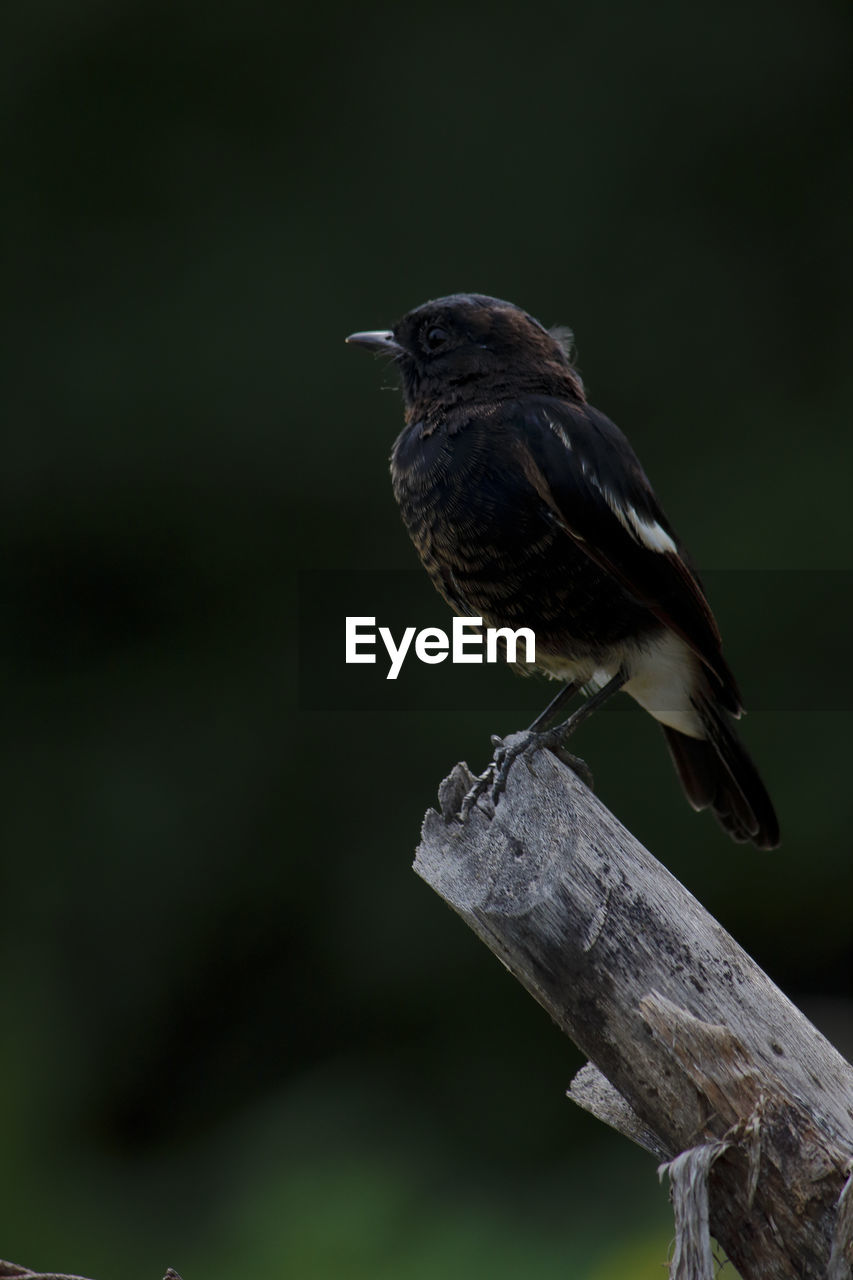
[[423, 325, 449, 352]]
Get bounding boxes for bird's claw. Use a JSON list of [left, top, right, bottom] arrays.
[[457, 764, 497, 822], [553, 747, 595, 789], [456, 728, 594, 822], [518, 725, 596, 789], [492, 730, 550, 801]]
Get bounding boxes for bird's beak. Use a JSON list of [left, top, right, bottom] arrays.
[[345, 329, 402, 354]]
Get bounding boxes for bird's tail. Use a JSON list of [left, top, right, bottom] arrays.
[[661, 688, 779, 849]]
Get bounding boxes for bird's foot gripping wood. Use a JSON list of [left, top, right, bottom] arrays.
[[457, 761, 497, 822], [492, 728, 595, 801], [456, 672, 626, 821], [457, 726, 594, 822]]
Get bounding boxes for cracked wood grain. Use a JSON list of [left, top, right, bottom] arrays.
[[414, 741, 853, 1279]]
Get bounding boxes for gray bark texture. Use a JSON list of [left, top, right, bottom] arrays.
[[414, 738, 853, 1280]]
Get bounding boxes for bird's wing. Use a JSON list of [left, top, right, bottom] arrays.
[[516, 396, 742, 713]]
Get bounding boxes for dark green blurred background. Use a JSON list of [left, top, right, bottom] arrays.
[[2, 1, 850, 1276]]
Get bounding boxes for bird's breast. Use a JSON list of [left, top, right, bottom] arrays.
[[389, 415, 656, 660], [390, 418, 537, 566]]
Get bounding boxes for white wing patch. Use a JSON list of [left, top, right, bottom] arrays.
[[612, 503, 678, 554], [587, 473, 678, 555], [544, 411, 677, 555]]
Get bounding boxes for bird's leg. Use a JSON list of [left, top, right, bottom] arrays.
[[458, 680, 583, 821], [526, 679, 584, 733], [457, 761, 499, 822], [491, 670, 628, 803]]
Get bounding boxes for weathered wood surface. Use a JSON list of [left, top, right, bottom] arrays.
[[414, 739, 853, 1280]]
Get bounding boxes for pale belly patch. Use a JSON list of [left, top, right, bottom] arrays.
[[538, 630, 704, 738]]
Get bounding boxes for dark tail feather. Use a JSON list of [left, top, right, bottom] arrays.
[[662, 697, 780, 850]]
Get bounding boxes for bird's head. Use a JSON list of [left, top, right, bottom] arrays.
[[346, 293, 584, 415]]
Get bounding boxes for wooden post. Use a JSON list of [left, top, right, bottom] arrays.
[[413, 738, 853, 1280]]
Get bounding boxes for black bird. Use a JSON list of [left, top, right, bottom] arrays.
[[346, 293, 779, 849]]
